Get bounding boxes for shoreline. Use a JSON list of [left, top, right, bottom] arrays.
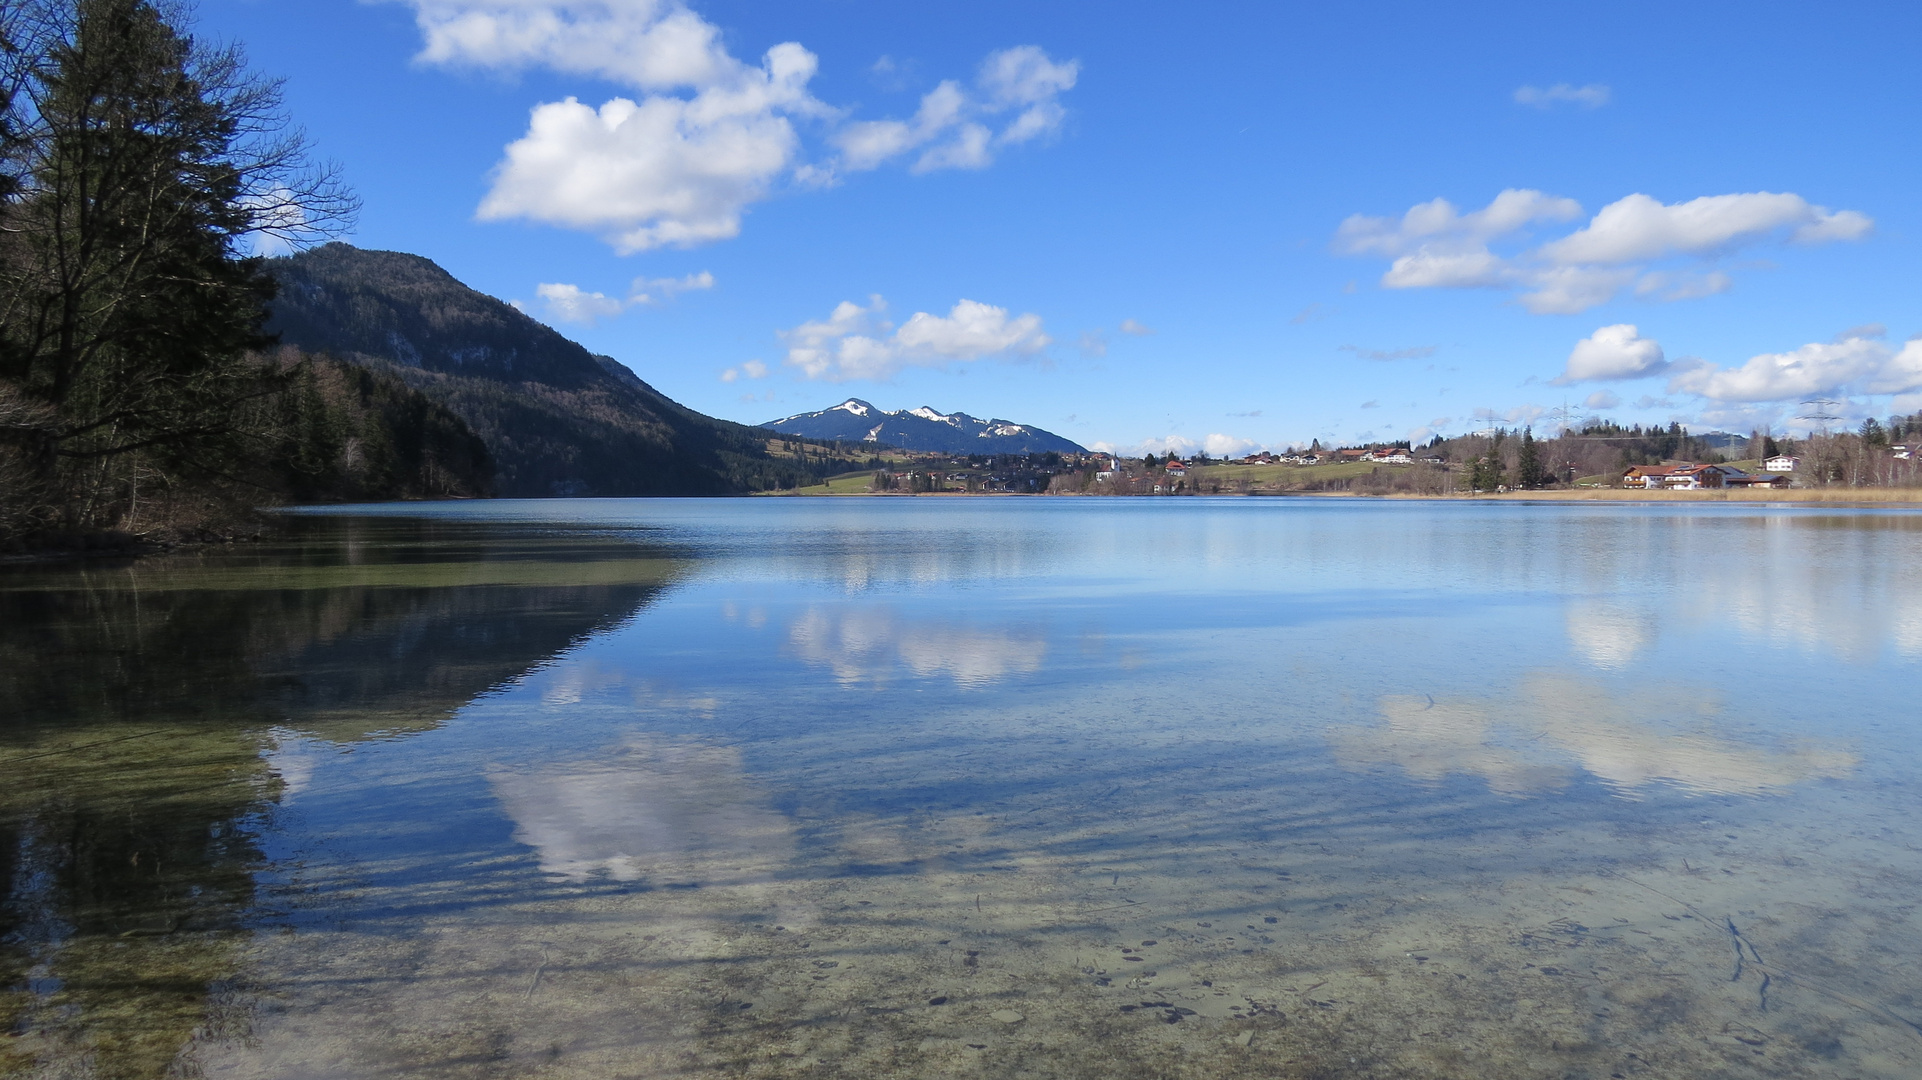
[[773, 486, 1922, 505]]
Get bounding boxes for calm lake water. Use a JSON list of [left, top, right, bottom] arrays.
[[3, 497, 1920, 1079]]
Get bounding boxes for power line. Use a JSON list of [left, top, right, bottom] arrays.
[[1796, 398, 1843, 432]]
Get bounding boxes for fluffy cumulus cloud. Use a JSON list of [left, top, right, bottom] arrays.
[[780, 295, 1050, 381], [1336, 189, 1873, 315], [535, 269, 713, 324], [398, 2, 1076, 250], [1557, 324, 1668, 383], [1667, 333, 1922, 403], [834, 45, 1078, 174], [1513, 83, 1611, 109], [1538, 193, 1872, 265]]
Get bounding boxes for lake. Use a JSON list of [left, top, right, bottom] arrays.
[[2, 497, 1918, 1078]]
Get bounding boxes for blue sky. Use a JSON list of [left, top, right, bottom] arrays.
[[203, 0, 1922, 454]]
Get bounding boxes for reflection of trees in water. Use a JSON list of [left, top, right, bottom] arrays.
[[0, 518, 682, 1076]]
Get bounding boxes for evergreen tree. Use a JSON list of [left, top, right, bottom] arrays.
[[1517, 426, 1548, 488], [0, 0, 354, 534]]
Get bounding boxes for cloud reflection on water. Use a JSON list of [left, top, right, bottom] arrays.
[[1565, 602, 1658, 669], [489, 737, 791, 883], [1334, 672, 1855, 798], [786, 606, 1046, 688]]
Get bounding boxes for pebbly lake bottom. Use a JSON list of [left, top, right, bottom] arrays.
[[2, 498, 1919, 1078]]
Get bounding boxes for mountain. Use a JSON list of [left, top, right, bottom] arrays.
[[265, 244, 862, 497], [764, 399, 1087, 455], [1694, 430, 1751, 451]]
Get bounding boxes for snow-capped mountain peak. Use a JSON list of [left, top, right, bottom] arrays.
[[908, 405, 958, 425], [761, 401, 1085, 455]]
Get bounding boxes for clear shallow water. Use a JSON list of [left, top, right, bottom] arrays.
[[2, 498, 1919, 1078]]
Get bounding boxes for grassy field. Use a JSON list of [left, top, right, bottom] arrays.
[[781, 471, 886, 495]]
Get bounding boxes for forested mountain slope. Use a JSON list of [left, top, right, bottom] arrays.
[[266, 244, 858, 496]]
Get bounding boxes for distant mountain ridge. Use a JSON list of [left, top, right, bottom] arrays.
[[765, 399, 1086, 455], [265, 244, 861, 496]]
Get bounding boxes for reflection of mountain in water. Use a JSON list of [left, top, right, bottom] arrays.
[[0, 517, 684, 1076]]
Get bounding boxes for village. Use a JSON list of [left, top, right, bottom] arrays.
[[794, 421, 1922, 497]]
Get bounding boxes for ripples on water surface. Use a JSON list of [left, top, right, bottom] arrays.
[[2, 498, 1919, 1079]]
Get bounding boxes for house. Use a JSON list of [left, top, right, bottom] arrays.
[[1622, 464, 1683, 488], [1094, 457, 1120, 481], [1763, 455, 1800, 472], [1367, 447, 1413, 464], [1890, 445, 1912, 460], [1725, 473, 1791, 489], [1333, 448, 1370, 462], [1164, 460, 1189, 477], [1662, 464, 1749, 490], [1419, 454, 1446, 465], [1240, 451, 1277, 465]]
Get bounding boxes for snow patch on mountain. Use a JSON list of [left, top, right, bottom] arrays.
[[761, 400, 1085, 455]]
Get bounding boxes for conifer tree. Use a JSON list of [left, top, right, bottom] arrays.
[[1517, 426, 1548, 488], [0, 0, 354, 533]]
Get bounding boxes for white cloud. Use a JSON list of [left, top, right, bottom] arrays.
[[719, 358, 769, 382], [1872, 338, 1922, 394], [834, 45, 1078, 174], [405, 1, 825, 251], [1539, 192, 1872, 266], [1666, 333, 1921, 403], [1519, 266, 1639, 315], [535, 269, 714, 324], [1513, 83, 1611, 109], [781, 295, 1050, 381], [1335, 188, 1582, 258], [631, 270, 715, 304], [1077, 330, 1108, 357], [1382, 249, 1511, 289], [1557, 324, 1668, 383], [479, 84, 806, 252], [1119, 318, 1154, 336], [1203, 433, 1257, 457], [1134, 435, 1197, 457], [1471, 404, 1547, 427], [536, 281, 627, 324], [1634, 270, 1732, 302], [1584, 390, 1621, 410], [1338, 189, 1873, 315], [400, 3, 1074, 250]]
